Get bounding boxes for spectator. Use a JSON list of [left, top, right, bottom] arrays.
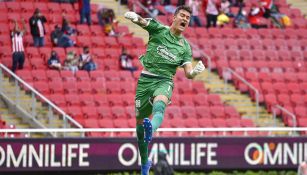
[[51, 25, 75, 48], [220, 0, 234, 17], [61, 15, 77, 36], [29, 8, 47, 47], [79, 46, 96, 71], [260, 0, 285, 28], [104, 23, 120, 36], [47, 51, 62, 70], [11, 19, 26, 73], [234, 10, 251, 28], [64, 51, 79, 73], [248, 3, 268, 29], [298, 157, 307, 175], [188, 0, 202, 27], [97, 7, 115, 26], [119, 47, 137, 72], [154, 152, 174, 175], [217, 12, 230, 26], [203, 0, 220, 28], [104, 22, 132, 37], [79, 0, 91, 25], [146, 0, 159, 18]]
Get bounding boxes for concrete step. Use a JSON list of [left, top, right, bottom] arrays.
[[1, 74, 77, 137], [198, 70, 284, 128], [287, 0, 307, 15]]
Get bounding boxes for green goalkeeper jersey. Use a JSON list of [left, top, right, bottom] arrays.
[[140, 19, 192, 79]]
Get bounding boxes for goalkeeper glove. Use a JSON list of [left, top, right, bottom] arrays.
[[124, 11, 139, 22], [190, 61, 205, 77]]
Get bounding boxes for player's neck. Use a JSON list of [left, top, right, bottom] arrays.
[[170, 26, 181, 37]]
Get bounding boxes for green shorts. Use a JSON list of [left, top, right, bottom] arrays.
[[135, 73, 174, 120]]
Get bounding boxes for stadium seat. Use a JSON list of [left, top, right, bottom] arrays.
[[75, 71, 90, 82], [91, 81, 106, 94], [107, 94, 124, 106], [166, 106, 182, 119], [122, 93, 134, 106], [49, 94, 66, 107], [32, 70, 47, 82], [79, 94, 95, 106], [181, 106, 196, 118], [106, 81, 121, 94], [179, 94, 194, 106], [77, 82, 92, 94], [63, 81, 77, 94], [97, 106, 113, 119], [34, 81, 50, 95], [82, 106, 98, 118], [195, 106, 211, 119], [6, 2, 21, 12], [125, 106, 135, 118], [65, 94, 81, 106], [49, 81, 64, 94], [112, 106, 126, 119]]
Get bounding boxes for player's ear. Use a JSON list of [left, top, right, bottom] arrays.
[[172, 15, 176, 23]]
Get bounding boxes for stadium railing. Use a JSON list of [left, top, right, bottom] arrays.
[[272, 105, 297, 128], [0, 127, 305, 137], [0, 64, 83, 137], [223, 67, 260, 120]]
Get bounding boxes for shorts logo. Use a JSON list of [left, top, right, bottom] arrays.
[[135, 100, 141, 108]]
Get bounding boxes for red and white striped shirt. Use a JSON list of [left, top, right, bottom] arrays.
[[11, 32, 24, 53], [37, 20, 44, 37]]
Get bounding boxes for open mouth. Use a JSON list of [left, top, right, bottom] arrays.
[[180, 22, 186, 28]]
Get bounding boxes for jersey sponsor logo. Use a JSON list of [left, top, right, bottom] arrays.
[[156, 45, 177, 62], [135, 100, 141, 108]]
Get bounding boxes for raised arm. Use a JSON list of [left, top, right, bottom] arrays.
[[13, 19, 18, 32], [183, 61, 205, 79], [124, 11, 149, 27], [21, 18, 27, 34]]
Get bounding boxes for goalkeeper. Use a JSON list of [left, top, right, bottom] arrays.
[[124, 5, 205, 175]]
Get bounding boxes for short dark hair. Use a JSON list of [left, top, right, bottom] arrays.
[[174, 5, 192, 16]]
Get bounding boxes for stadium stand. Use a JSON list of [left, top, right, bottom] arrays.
[[0, 0, 306, 138]]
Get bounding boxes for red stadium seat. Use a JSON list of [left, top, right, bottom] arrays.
[[181, 106, 197, 118], [125, 106, 135, 119], [16, 70, 33, 82], [63, 81, 77, 94], [107, 94, 124, 106], [6, 2, 21, 12], [32, 70, 47, 82], [49, 94, 66, 107], [75, 71, 90, 82], [79, 94, 95, 106], [47, 2, 62, 14], [104, 37, 118, 48], [122, 93, 134, 106], [49, 81, 64, 94], [34, 81, 50, 95], [118, 37, 133, 48], [195, 106, 211, 119], [65, 94, 81, 106], [20, 2, 34, 12], [179, 94, 194, 106], [106, 81, 121, 94], [112, 106, 126, 119], [97, 107, 113, 119], [224, 106, 240, 118], [82, 106, 98, 118]]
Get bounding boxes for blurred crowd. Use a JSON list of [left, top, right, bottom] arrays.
[[139, 0, 291, 29]]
